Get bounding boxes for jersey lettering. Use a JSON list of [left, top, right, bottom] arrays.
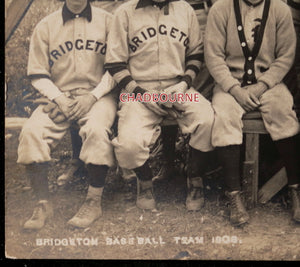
[[49, 39, 106, 65], [129, 25, 188, 53]]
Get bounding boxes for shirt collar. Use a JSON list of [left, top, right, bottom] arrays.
[[136, 0, 179, 9], [62, 1, 92, 24], [242, 0, 264, 7]]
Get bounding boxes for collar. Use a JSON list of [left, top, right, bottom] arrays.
[[62, 1, 92, 24], [136, 0, 179, 9], [242, 0, 264, 7]]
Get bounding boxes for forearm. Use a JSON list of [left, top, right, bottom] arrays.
[[105, 62, 140, 93], [31, 78, 63, 101], [90, 72, 116, 100]]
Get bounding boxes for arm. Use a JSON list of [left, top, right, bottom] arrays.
[[28, 19, 74, 117], [104, 7, 140, 94], [164, 8, 204, 96], [204, 6, 240, 92], [90, 71, 116, 100], [257, 5, 296, 88]]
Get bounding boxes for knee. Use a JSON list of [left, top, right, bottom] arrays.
[[115, 135, 145, 159], [19, 120, 40, 142], [200, 108, 214, 129]]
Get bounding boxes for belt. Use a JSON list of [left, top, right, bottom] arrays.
[[191, 0, 213, 10]]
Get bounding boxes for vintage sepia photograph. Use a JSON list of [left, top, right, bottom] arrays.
[[4, 0, 300, 260]]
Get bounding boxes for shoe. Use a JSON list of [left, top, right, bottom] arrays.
[[68, 198, 102, 228], [136, 179, 156, 210], [289, 184, 300, 222], [226, 191, 249, 226], [186, 177, 204, 211], [23, 200, 53, 230]]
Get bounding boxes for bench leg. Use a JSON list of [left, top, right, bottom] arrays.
[[242, 133, 259, 209]]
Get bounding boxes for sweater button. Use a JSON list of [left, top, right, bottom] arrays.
[[247, 69, 253, 75], [241, 42, 246, 47], [238, 25, 243, 31], [248, 56, 252, 61], [247, 81, 252, 84]]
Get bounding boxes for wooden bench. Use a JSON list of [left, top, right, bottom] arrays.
[[5, 112, 290, 209], [163, 111, 291, 209]]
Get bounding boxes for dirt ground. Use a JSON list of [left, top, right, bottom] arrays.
[[4, 129, 300, 260]]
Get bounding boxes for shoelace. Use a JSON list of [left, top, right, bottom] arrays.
[[76, 199, 97, 218]]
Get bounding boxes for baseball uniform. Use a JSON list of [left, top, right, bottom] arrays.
[[17, 3, 117, 167], [105, 0, 214, 170], [205, 0, 299, 147]]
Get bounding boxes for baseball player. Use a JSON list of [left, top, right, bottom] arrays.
[[105, 0, 215, 211], [205, 0, 300, 225], [18, 0, 117, 229]]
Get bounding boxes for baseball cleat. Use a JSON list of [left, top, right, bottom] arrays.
[[23, 200, 53, 230], [226, 191, 249, 226], [186, 177, 204, 211], [68, 198, 102, 228], [136, 179, 156, 210], [289, 184, 300, 222]]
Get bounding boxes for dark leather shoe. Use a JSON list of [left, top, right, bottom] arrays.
[[226, 191, 249, 226]]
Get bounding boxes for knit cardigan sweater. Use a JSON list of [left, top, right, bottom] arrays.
[[204, 0, 296, 92]]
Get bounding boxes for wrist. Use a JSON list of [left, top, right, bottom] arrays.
[[229, 84, 241, 96], [89, 93, 97, 102], [257, 81, 268, 91], [133, 86, 147, 95], [180, 75, 192, 89]]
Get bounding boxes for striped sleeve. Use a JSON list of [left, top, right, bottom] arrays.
[[105, 6, 139, 93], [184, 7, 204, 83]]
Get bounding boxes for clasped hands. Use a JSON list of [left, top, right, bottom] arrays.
[[140, 81, 188, 119], [229, 82, 268, 112], [52, 93, 97, 122]]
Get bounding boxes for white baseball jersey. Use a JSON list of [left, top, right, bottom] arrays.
[[28, 3, 112, 93], [105, 0, 203, 92]]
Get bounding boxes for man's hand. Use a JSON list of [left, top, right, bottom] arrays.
[[143, 101, 169, 117], [229, 85, 260, 112], [163, 81, 188, 96], [54, 94, 76, 118], [68, 93, 97, 121], [244, 82, 268, 99]]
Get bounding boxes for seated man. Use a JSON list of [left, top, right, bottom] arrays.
[[205, 0, 300, 225], [18, 0, 117, 229], [105, 0, 215, 211]]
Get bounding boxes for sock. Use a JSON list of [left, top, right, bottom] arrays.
[[86, 164, 108, 188], [134, 160, 153, 181], [187, 146, 208, 178], [86, 185, 103, 202], [217, 145, 241, 192], [26, 162, 50, 201], [161, 125, 178, 166], [274, 134, 300, 186], [70, 125, 82, 160]]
